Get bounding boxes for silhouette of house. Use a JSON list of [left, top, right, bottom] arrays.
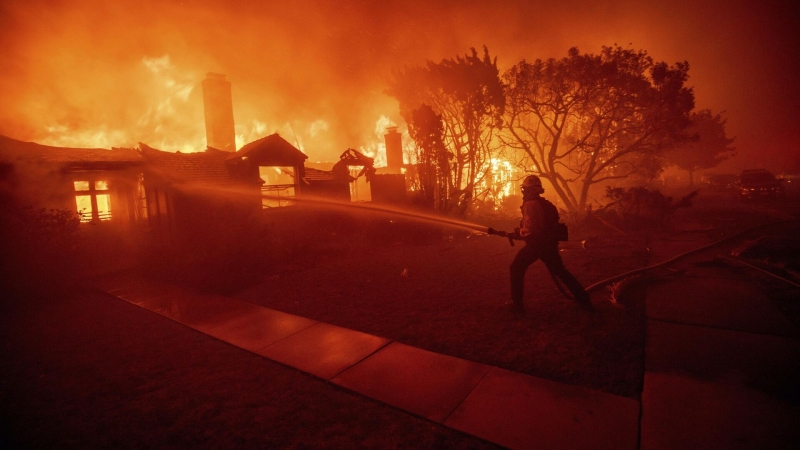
[[0, 135, 145, 227], [0, 133, 358, 234], [303, 167, 352, 200], [137, 143, 261, 234]]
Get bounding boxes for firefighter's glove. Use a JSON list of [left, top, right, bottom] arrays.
[[506, 231, 520, 246], [507, 227, 522, 240], [487, 227, 507, 237]]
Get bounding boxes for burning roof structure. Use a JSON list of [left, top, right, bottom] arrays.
[[233, 134, 309, 166], [139, 143, 240, 186], [0, 130, 380, 233], [0, 135, 141, 170], [0, 66, 413, 233]]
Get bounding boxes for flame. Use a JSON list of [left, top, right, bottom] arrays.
[[308, 119, 329, 137], [36, 54, 343, 156], [41, 125, 129, 150], [487, 157, 518, 200], [356, 115, 406, 168], [235, 119, 271, 150], [39, 54, 206, 152], [235, 119, 332, 154], [23, 49, 400, 162]]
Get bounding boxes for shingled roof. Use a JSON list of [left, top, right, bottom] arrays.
[[230, 133, 307, 166], [303, 167, 354, 182], [138, 143, 234, 185], [0, 134, 142, 169]]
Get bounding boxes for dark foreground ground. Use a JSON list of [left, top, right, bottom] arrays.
[[0, 289, 501, 449], [235, 193, 800, 399], [2, 191, 798, 447]]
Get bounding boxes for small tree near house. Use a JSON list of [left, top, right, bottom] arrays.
[[406, 104, 449, 210], [388, 47, 505, 213]]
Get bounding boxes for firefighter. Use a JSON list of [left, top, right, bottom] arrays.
[[507, 175, 592, 314]]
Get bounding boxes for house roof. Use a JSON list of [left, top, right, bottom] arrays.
[[304, 167, 354, 182], [0, 134, 323, 190], [230, 133, 308, 166], [0, 134, 142, 168], [138, 143, 235, 185]]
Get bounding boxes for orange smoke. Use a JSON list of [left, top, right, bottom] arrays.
[[1, 0, 798, 171]]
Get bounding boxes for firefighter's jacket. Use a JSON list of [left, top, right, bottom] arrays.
[[519, 197, 548, 241]]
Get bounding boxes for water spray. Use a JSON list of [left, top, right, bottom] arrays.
[[258, 192, 494, 234], [182, 180, 528, 248], [258, 193, 530, 249]]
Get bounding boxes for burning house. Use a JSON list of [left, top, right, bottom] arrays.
[[0, 135, 146, 227], [0, 72, 414, 242], [0, 131, 401, 234], [231, 133, 352, 206], [136, 143, 260, 234], [371, 127, 407, 204]]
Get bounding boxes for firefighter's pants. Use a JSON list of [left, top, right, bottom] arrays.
[[510, 240, 589, 307]]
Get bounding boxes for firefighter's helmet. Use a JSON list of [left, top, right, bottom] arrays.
[[521, 175, 544, 194]]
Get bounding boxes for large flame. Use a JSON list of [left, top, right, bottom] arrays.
[[34, 54, 399, 162], [39, 55, 206, 152], [2, 1, 795, 171], [357, 115, 406, 168]]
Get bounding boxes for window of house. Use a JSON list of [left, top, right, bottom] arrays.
[[74, 180, 112, 222], [259, 166, 295, 208]]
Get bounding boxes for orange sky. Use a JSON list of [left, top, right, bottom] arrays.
[[1, 0, 798, 172]]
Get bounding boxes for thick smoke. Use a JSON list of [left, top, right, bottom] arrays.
[[1, 0, 798, 170]]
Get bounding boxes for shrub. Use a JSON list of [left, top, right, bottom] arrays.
[[594, 186, 696, 230], [0, 199, 81, 294]]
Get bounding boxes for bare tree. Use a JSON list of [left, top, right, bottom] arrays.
[[388, 47, 505, 213], [503, 46, 695, 213]]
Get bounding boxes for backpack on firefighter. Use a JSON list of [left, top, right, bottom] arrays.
[[518, 175, 568, 242], [532, 197, 569, 242]]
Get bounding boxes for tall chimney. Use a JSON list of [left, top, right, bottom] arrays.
[[201, 73, 236, 152], [384, 126, 403, 173]]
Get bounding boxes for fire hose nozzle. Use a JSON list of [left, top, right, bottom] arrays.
[[487, 227, 515, 246], [486, 227, 503, 236]]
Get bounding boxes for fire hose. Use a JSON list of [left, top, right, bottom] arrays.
[[485, 219, 798, 299]]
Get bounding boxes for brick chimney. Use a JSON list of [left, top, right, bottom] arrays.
[[201, 73, 236, 152], [384, 126, 403, 173]]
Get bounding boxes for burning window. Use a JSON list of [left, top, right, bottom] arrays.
[[259, 166, 295, 208], [74, 180, 112, 222]]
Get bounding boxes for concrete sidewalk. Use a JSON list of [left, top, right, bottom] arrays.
[[641, 260, 800, 450], [92, 262, 800, 450], [93, 272, 638, 450]]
